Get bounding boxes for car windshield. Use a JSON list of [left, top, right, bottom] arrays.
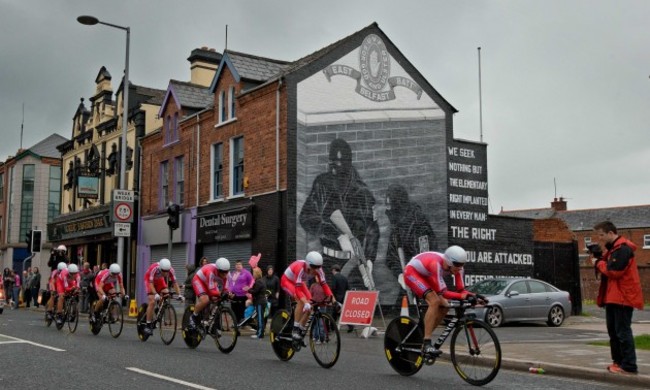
[[468, 280, 510, 295]]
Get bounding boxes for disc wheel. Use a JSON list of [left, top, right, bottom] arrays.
[[450, 319, 501, 386], [67, 300, 79, 333], [309, 312, 340, 368], [137, 303, 150, 341], [159, 303, 177, 345], [384, 316, 424, 376], [214, 307, 238, 354], [107, 300, 123, 338], [181, 305, 202, 349], [269, 309, 295, 362]]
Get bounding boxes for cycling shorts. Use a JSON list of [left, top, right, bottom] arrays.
[[404, 265, 434, 299], [281, 275, 311, 301]]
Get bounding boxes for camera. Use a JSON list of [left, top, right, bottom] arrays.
[[586, 242, 603, 258]]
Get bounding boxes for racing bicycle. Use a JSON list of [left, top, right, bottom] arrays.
[[383, 294, 501, 386], [136, 292, 180, 345], [269, 300, 340, 369], [56, 290, 80, 333], [89, 292, 124, 338], [181, 296, 238, 353]]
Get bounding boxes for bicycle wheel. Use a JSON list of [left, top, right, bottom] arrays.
[[67, 299, 79, 333], [214, 307, 238, 353], [384, 316, 424, 376], [309, 312, 340, 368], [269, 309, 295, 361], [45, 310, 53, 327], [137, 303, 150, 341], [107, 300, 124, 338], [181, 305, 202, 349], [450, 319, 501, 386], [159, 303, 177, 345]]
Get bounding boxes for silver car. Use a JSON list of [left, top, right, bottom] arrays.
[[467, 278, 572, 328]]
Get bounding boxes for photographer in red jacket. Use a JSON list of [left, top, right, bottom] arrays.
[[591, 221, 644, 375]]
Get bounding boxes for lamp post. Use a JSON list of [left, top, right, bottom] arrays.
[[77, 15, 130, 275]]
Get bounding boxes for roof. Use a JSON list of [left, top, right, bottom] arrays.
[[11, 133, 68, 161], [158, 80, 212, 117], [226, 51, 290, 82], [133, 84, 165, 105], [500, 205, 650, 231]]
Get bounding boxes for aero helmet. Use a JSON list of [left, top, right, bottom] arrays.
[[109, 263, 121, 274], [444, 246, 467, 267], [159, 258, 172, 271], [57, 262, 67, 271], [305, 251, 323, 267], [215, 257, 230, 272]]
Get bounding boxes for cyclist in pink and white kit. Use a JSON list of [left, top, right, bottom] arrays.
[[143, 258, 183, 335], [91, 263, 126, 323], [281, 251, 335, 341], [55, 264, 80, 325], [187, 257, 232, 330]]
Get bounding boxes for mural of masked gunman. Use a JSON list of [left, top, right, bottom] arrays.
[[299, 138, 379, 290], [384, 184, 437, 290]]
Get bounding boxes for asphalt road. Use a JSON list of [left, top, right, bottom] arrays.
[[0, 309, 640, 390]]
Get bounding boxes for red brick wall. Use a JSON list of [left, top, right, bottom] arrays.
[[580, 264, 649, 304], [533, 218, 575, 243]]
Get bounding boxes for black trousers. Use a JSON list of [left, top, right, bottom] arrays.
[[605, 303, 637, 372]]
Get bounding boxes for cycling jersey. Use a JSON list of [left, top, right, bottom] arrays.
[[95, 269, 123, 293], [404, 251, 466, 300], [56, 269, 80, 295], [144, 262, 177, 294], [49, 269, 60, 291], [192, 264, 228, 298], [281, 260, 333, 301]]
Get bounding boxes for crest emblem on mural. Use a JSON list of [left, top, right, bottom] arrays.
[[323, 34, 423, 102]]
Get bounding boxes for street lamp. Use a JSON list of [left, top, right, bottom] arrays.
[[77, 15, 130, 275]]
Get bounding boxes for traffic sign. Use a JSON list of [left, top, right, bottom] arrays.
[[114, 222, 131, 237], [114, 202, 133, 222], [339, 290, 379, 326], [113, 189, 134, 202]]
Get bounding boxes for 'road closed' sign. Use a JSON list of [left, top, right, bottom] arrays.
[[338, 290, 379, 326]]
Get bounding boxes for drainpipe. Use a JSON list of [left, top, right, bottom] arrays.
[[195, 113, 200, 207], [276, 77, 282, 191]]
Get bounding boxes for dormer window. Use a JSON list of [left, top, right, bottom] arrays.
[[229, 86, 236, 119]]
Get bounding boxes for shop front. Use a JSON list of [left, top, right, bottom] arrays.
[[196, 201, 254, 266]]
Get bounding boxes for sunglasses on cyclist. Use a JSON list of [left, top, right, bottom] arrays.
[[452, 262, 465, 268]]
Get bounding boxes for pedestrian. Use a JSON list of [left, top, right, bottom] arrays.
[[184, 263, 197, 308], [12, 270, 21, 309], [199, 257, 208, 267], [2, 268, 13, 304], [331, 264, 353, 333], [23, 269, 32, 308], [591, 221, 644, 375], [30, 267, 41, 308], [264, 265, 280, 317], [248, 267, 268, 339], [80, 262, 93, 313], [309, 276, 327, 343], [226, 260, 253, 323]]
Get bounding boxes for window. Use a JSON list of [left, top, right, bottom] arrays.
[[220, 90, 227, 123], [212, 143, 223, 199], [172, 113, 179, 142], [231, 136, 244, 195], [20, 164, 35, 239], [528, 281, 547, 294], [175, 156, 185, 205], [508, 281, 528, 295], [584, 236, 592, 249], [0, 172, 4, 201], [48, 166, 61, 222], [164, 116, 171, 144], [160, 161, 169, 209], [229, 86, 236, 118], [644, 234, 650, 248]]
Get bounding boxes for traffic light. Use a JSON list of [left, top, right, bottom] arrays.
[[25, 229, 32, 253], [167, 203, 180, 230], [31, 230, 42, 253]]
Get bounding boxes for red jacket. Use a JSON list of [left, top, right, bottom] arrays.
[[596, 236, 644, 310]]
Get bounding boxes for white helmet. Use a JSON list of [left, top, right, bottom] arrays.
[[159, 258, 172, 271], [57, 262, 67, 271], [109, 263, 121, 274], [68, 264, 79, 274], [444, 246, 467, 267], [305, 251, 323, 267], [57, 245, 67, 252], [215, 257, 230, 272]]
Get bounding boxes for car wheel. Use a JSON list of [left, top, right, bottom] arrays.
[[547, 305, 564, 327], [485, 306, 503, 328]]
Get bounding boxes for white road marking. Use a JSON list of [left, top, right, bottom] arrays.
[[0, 333, 66, 351], [126, 367, 216, 390]]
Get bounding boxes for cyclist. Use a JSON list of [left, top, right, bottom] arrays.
[[187, 257, 232, 330], [404, 246, 478, 358], [91, 263, 126, 323], [55, 263, 80, 325], [281, 251, 335, 341], [46, 262, 67, 320], [143, 258, 183, 335]]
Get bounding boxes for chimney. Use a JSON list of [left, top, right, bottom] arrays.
[[187, 47, 222, 87], [551, 197, 567, 211]]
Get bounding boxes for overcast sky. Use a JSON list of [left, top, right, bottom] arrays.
[[1, 0, 648, 212]]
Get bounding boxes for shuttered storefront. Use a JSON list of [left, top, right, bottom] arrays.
[[150, 243, 188, 285], [201, 240, 252, 269]]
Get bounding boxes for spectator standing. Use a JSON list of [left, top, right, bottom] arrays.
[[3, 268, 13, 304], [80, 262, 93, 313], [184, 264, 197, 308], [227, 260, 253, 323], [591, 221, 644, 375], [309, 276, 327, 342], [30, 267, 41, 308], [199, 257, 209, 267], [12, 270, 21, 309], [249, 267, 268, 339], [23, 269, 33, 308], [264, 265, 280, 317], [331, 264, 353, 332]]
